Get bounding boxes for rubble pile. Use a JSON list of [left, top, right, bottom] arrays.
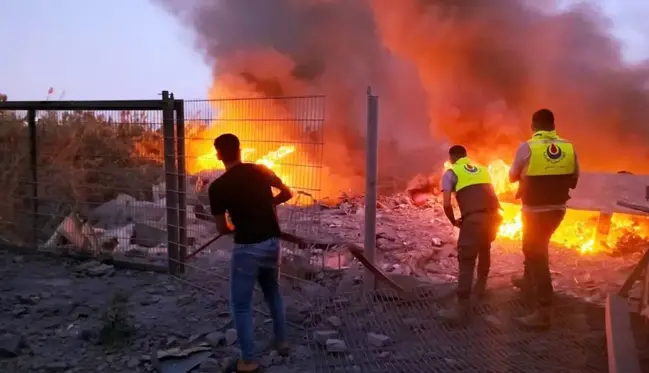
[[41, 171, 224, 259], [316, 192, 643, 306], [32, 167, 646, 308]]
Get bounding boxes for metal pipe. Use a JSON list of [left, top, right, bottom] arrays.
[[364, 86, 379, 292], [175, 99, 187, 274], [27, 109, 38, 248], [162, 91, 180, 275]]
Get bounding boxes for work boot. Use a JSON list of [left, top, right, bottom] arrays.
[[514, 307, 552, 330], [474, 278, 488, 300], [511, 274, 534, 302], [438, 299, 470, 325]]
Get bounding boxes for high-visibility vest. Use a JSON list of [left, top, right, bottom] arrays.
[[452, 157, 492, 191], [450, 157, 500, 217], [522, 130, 577, 206], [527, 131, 576, 176]]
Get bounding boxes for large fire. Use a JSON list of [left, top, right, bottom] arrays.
[[444, 160, 649, 254]]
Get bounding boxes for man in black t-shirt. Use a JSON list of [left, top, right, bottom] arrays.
[[209, 134, 293, 373]]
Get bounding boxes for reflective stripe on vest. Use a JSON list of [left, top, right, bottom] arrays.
[[452, 157, 492, 192], [526, 136, 576, 176]]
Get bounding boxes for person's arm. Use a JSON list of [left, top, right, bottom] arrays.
[[571, 152, 580, 189], [208, 182, 234, 235], [509, 142, 530, 183], [440, 170, 460, 227], [258, 165, 293, 205]]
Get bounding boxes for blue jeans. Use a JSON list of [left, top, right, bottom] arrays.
[[230, 237, 287, 362]]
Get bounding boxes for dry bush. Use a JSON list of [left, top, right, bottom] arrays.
[[0, 109, 164, 245]]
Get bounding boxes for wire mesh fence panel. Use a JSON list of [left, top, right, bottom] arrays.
[[0, 109, 33, 248], [294, 286, 611, 373], [4, 109, 167, 260], [174, 96, 326, 286]]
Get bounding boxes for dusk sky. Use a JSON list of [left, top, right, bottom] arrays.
[[1, 0, 647, 101]]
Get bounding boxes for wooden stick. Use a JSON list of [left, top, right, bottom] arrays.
[[184, 231, 406, 295]]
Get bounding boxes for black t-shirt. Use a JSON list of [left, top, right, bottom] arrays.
[[208, 163, 281, 244]]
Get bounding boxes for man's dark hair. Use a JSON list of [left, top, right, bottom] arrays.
[[532, 109, 555, 130], [448, 145, 467, 158], [213, 133, 241, 162]]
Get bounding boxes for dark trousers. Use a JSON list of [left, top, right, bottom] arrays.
[[521, 209, 565, 307], [457, 212, 501, 299]]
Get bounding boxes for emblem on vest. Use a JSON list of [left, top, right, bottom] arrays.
[[544, 143, 565, 163], [463, 164, 479, 173]]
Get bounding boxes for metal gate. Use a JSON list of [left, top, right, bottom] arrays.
[[170, 96, 326, 290], [0, 92, 182, 271]]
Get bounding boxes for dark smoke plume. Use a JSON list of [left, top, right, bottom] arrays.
[[154, 0, 649, 195]]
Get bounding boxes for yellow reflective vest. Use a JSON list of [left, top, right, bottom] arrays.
[[450, 157, 500, 217], [452, 157, 492, 191], [522, 130, 577, 206]]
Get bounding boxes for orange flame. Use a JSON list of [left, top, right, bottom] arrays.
[[444, 160, 649, 254]]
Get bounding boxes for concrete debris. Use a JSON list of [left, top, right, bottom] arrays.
[[326, 315, 343, 328], [133, 221, 167, 248], [367, 332, 391, 347], [0, 334, 23, 358], [325, 339, 347, 353], [315, 330, 339, 345], [225, 328, 237, 345]]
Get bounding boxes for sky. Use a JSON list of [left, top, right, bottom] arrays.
[[0, 0, 647, 101]]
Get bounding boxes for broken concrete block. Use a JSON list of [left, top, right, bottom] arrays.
[[0, 334, 23, 357], [133, 221, 167, 248], [88, 194, 137, 228], [87, 264, 114, 277], [45, 214, 100, 252], [367, 332, 391, 347], [314, 330, 338, 345], [325, 339, 347, 353], [205, 332, 225, 347], [225, 328, 237, 345], [326, 316, 343, 328]]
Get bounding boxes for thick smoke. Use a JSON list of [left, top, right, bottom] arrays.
[[155, 0, 649, 194]]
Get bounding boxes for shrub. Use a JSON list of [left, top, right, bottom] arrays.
[[0, 106, 164, 245]]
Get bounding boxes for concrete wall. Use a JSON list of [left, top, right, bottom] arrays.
[[568, 172, 649, 215]]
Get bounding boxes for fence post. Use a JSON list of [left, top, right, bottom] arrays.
[[174, 99, 187, 273], [27, 109, 38, 249], [364, 87, 379, 292], [162, 91, 180, 275]]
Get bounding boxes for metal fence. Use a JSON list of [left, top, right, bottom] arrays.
[[171, 96, 326, 289], [0, 95, 180, 269]]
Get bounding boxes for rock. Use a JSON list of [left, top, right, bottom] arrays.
[[205, 332, 225, 347], [325, 339, 347, 353], [43, 361, 71, 371], [198, 358, 220, 372], [326, 316, 343, 327], [89, 195, 166, 229], [0, 334, 23, 357], [367, 332, 391, 347], [314, 330, 339, 345], [133, 221, 167, 247], [432, 237, 443, 246], [292, 345, 312, 360], [74, 260, 102, 272], [87, 264, 115, 277], [225, 328, 237, 345], [127, 357, 140, 368]]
